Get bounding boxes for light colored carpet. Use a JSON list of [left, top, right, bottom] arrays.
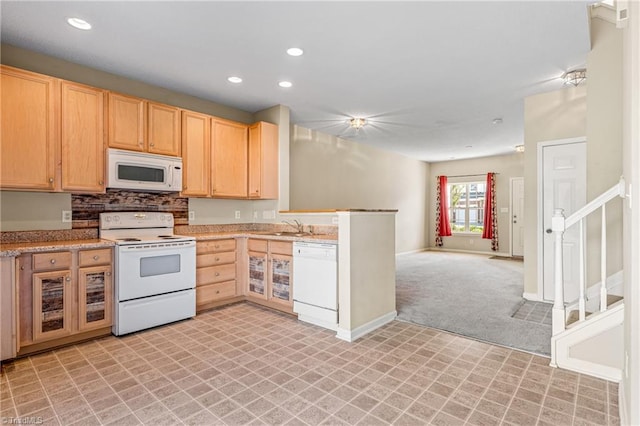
[[395, 250, 551, 356]]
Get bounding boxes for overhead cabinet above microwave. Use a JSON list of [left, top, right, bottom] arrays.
[[108, 92, 181, 157]]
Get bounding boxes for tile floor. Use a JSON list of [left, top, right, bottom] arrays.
[[511, 302, 553, 326], [1, 303, 619, 425]]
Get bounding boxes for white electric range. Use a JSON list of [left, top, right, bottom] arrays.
[[99, 212, 196, 336]]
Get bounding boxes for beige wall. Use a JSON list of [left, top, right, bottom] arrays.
[[523, 86, 587, 296], [0, 192, 71, 231], [337, 212, 396, 335], [289, 125, 430, 254], [586, 18, 624, 286], [428, 153, 524, 256]]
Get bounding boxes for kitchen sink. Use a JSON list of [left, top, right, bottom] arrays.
[[261, 231, 313, 237]]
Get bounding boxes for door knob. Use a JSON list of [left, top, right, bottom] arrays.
[[546, 229, 552, 234]]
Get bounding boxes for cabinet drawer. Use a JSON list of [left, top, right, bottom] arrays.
[[197, 239, 236, 254], [32, 252, 72, 271], [248, 239, 268, 253], [79, 248, 112, 267], [197, 251, 236, 268], [197, 263, 236, 286], [270, 241, 292, 256], [197, 281, 236, 304]]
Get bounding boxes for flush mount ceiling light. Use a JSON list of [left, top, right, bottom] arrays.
[[563, 69, 587, 86], [286, 47, 304, 57], [67, 17, 91, 30], [492, 118, 503, 125], [349, 117, 367, 130], [278, 81, 293, 88], [227, 76, 242, 83], [515, 144, 525, 153]]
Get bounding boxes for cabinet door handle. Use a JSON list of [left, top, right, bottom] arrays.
[[93, 255, 99, 260], [215, 272, 220, 277], [150, 143, 155, 147], [50, 259, 56, 264], [106, 272, 111, 276], [216, 290, 220, 294], [65, 277, 71, 282], [215, 257, 220, 261], [49, 178, 54, 183], [99, 180, 104, 185]]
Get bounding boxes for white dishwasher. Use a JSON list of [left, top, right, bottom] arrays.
[[293, 242, 338, 330]]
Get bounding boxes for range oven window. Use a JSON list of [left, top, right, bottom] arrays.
[[118, 164, 165, 183], [140, 254, 181, 277]]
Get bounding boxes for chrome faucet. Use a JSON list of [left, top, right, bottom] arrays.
[[283, 219, 304, 233]]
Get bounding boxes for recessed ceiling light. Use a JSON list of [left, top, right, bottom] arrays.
[[227, 76, 242, 84], [465, 145, 473, 148], [67, 17, 92, 30], [287, 47, 304, 57], [278, 81, 293, 88]]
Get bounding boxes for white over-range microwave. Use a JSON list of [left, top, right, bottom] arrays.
[[107, 149, 183, 192]]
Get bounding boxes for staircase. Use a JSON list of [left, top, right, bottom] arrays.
[[549, 178, 626, 381]]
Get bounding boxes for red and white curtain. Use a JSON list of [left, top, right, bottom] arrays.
[[435, 175, 451, 247], [482, 172, 498, 251]]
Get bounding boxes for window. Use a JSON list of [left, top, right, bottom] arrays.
[[449, 182, 486, 233]]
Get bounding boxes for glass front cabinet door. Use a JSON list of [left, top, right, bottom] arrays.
[[269, 253, 292, 307], [32, 270, 73, 342], [78, 265, 113, 331], [247, 251, 268, 300]]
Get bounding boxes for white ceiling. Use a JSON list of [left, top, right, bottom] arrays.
[[0, 1, 593, 162]]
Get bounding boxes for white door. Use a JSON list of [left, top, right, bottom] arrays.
[[542, 141, 586, 303], [511, 177, 525, 257]]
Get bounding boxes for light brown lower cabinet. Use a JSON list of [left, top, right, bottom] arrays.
[[195, 239, 242, 311], [246, 239, 293, 313], [16, 248, 113, 355]]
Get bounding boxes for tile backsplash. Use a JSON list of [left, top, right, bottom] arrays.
[[71, 190, 188, 228]]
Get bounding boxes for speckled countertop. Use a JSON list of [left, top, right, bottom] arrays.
[[0, 230, 337, 257], [0, 239, 115, 257]]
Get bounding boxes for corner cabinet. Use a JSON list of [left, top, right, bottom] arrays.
[[16, 248, 113, 356], [108, 92, 181, 157], [248, 121, 279, 199], [61, 81, 106, 193], [246, 239, 293, 313], [0, 65, 59, 191], [211, 119, 248, 198]]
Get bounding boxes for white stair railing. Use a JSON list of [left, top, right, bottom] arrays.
[[551, 177, 626, 337]]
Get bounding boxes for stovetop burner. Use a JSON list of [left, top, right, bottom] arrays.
[[158, 235, 180, 239], [117, 238, 142, 242]]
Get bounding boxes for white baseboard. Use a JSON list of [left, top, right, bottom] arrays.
[[336, 311, 397, 342], [396, 248, 428, 256], [523, 292, 543, 302], [428, 247, 509, 257]]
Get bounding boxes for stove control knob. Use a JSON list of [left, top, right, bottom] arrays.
[[105, 216, 111, 222], [114, 216, 120, 222]]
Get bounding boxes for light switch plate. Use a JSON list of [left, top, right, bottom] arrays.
[[62, 210, 72, 223], [500, 207, 509, 213], [188, 211, 195, 221], [235, 211, 241, 219]]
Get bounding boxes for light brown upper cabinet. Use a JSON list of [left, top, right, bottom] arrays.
[[211, 119, 248, 198], [108, 93, 181, 157], [61, 81, 106, 193], [0, 65, 59, 191], [181, 110, 211, 197], [249, 121, 279, 199]]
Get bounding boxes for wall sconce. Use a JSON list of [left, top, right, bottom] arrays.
[[563, 69, 587, 87], [515, 145, 525, 153]]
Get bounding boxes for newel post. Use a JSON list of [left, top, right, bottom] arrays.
[[551, 208, 566, 336]]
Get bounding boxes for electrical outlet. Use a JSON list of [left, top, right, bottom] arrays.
[[235, 210, 241, 219], [332, 216, 339, 225], [62, 210, 72, 223], [188, 211, 195, 221], [253, 211, 258, 220]]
